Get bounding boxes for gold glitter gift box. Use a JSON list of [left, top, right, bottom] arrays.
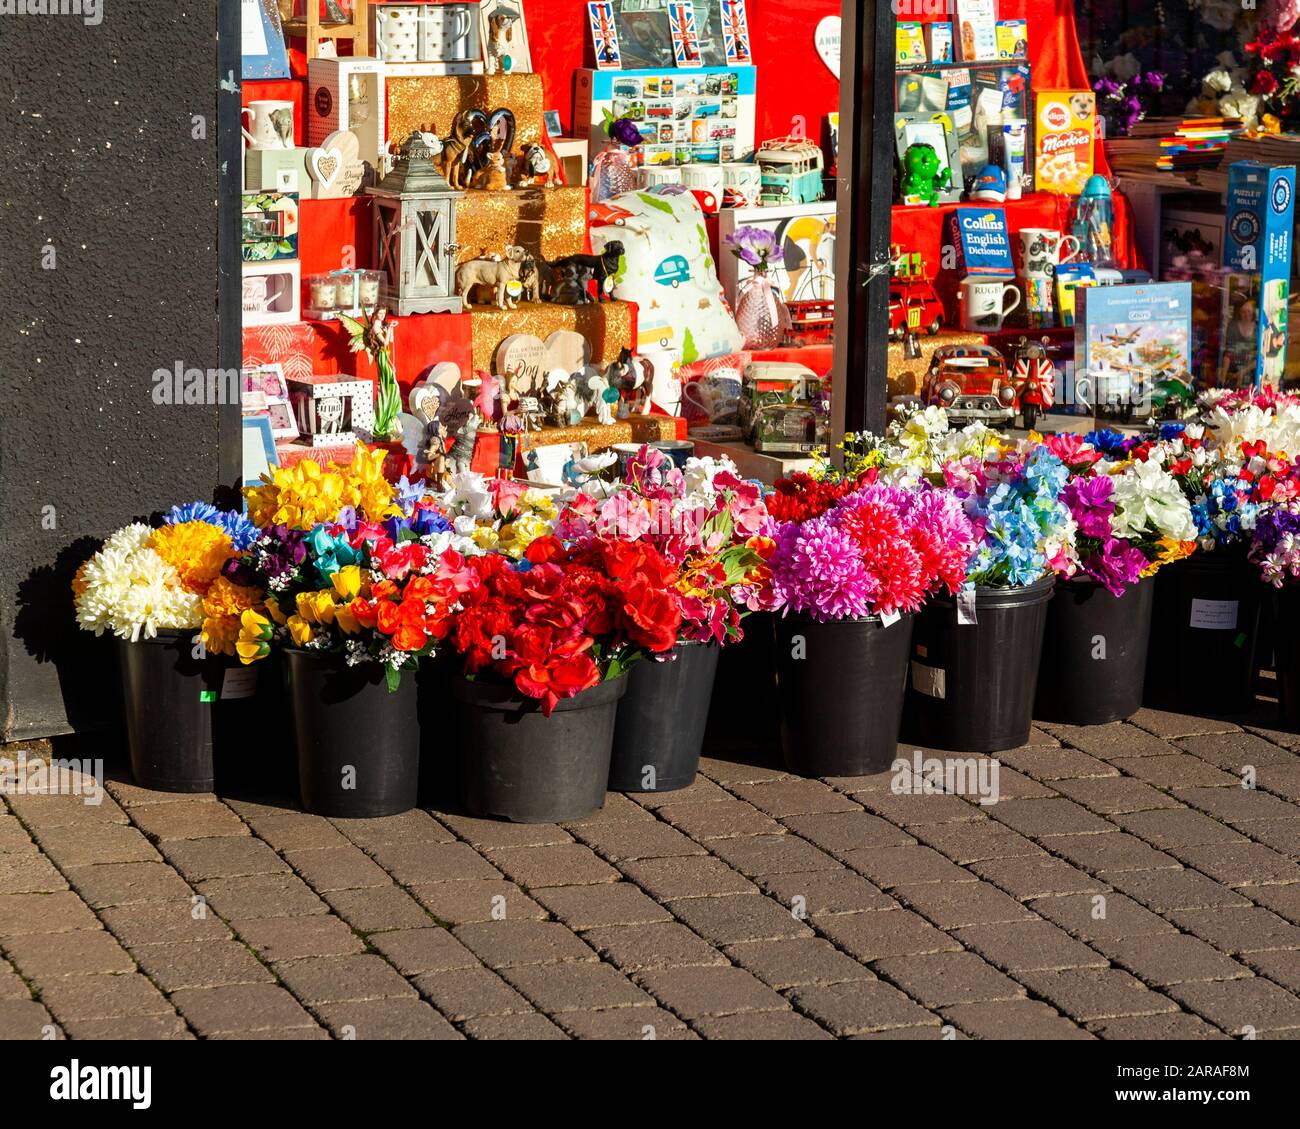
[[454, 187, 588, 265], [387, 73, 549, 153], [468, 301, 635, 373]]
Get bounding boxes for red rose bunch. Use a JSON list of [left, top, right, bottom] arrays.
[[452, 535, 682, 714], [765, 472, 861, 524]]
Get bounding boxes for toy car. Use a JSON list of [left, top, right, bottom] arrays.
[[654, 256, 692, 287], [921, 343, 1017, 423], [757, 138, 825, 206], [888, 277, 944, 339]]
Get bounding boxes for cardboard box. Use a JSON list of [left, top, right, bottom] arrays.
[[896, 22, 927, 65], [1220, 160, 1296, 388], [926, 22, 954, 65], [996, 19, 1027, 59], [241, 260, 301, 328], [306, 57, 386, 173], [241, 192, 299, 263], [286, 374, 375, 447], [945, 206, 1014, 276], [1034, 90, 1096, 196], [954, 0, 998, 62]]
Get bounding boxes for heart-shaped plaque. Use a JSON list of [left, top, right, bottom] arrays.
[[312, 130, 364, 198], [814, 16, 841, 79], [310, 148, 342, 187]]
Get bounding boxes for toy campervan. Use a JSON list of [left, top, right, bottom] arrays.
[[756, 138, 825, 206]]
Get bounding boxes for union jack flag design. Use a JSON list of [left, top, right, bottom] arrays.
[[667, 1, 701, 66], [587, 1, 622, 69], [720, 0, 751, 65]]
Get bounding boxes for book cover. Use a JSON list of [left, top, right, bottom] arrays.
[[946, 206, 1015, 275]]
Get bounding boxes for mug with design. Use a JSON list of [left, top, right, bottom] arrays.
[[421, 1, 475, 62], [681, 371, 743, 425], [1023, 275, 1056, 329], [241, 100, 295, 150], [243, 274, 288, 315], [1017, 228, 1082, 279], [958, 276, 1021, 332]]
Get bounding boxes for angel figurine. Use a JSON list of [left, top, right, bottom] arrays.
[[337, 306, 402, 442]]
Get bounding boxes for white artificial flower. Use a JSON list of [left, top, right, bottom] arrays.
[[441, 471, 494, 521], [1110, 460, 1198, 543], [1204, 69, 1234, 95]]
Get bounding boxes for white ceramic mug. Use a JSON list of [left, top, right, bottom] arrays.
[[436, 3, 475, 61], [1017, 228, 1082, 279], [959, 277, 1022, 332], [242, 274, 287, 314], [241, 100, 295, 150]]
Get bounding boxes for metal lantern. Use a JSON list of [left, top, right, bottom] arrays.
[[366, 132, 464, 315]]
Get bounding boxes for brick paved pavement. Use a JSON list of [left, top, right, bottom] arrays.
[[2, 704, 1300, 1040]]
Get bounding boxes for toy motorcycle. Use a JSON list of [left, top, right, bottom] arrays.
[[1011, 336, 1056, 431]]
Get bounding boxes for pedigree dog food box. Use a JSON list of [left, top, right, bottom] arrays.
[[1034, 90, 1096, 195]]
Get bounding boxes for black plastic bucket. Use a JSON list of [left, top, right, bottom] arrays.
[[706, 611, 780, 754], [117, 631, 221, 792], [1034, 577, 1154, 726], [1270, 582, 1300, 730], [1144, 548, 1262, 716], [455, 675, 627, 823], [417, 649, 459, 809], [903, 577, 1055, 753], [285, 649, 420, 818], [211, 653, 296, 798], [609, 642, 720, 792], [774, 613, 914, 776]]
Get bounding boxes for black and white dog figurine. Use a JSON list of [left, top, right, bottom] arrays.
[[548, 241, 623, 303]]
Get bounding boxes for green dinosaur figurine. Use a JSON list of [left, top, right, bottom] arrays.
[[899, 143, 950, 207]]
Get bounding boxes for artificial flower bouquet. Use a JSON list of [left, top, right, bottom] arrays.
[[438, 472, 561, 559], [449, 534, 683, 714]]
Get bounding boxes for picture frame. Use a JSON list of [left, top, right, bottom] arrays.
[[241, 414, 279, 490], [479, 0, 533, 75], [718, 202, 837, 309], [893, 112, 962, 204], [544, 109, 563, 138], [241, 0, 292, 81], [241, 363, 299, 440]]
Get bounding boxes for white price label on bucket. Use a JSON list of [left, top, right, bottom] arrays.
[[911, 661, 946, 699], [221, 667, 259, 701], [1189, 598, 1238, 631], [881, 609, 901, 628], [956, 584, 978, 626]]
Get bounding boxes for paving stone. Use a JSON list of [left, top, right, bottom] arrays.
[[461, 1011, 569, 1039], [1087, 1012, 1227, 1040], [219, 798, 297, 821], [1169, 906, 1300, 955], [454, 920, 597, 968], [1256, 763, 1300, 803], [993, 745, 1121, 780], [502, 960, 653, 1013], [637, 965, 789, 1018], [1175, 785, 1299, 823], [583, 922, 730, 972], [667, 894, 812, 946], [0, 817, 36, 851], [367, 841, 503, 886], [625, 777, 732, 808], [954, 919, 1109, 973], [132, 940, 275, 992], [169, 984, 318, 1034], [1047, 832, 1183, 874], [875, 951, 1025, 1007], [1053, 776, 1183, 814], [693, 1010, 833, 1039], [0, 891, 101, 935], [1104, 934, 1252, 987], [38, 973, 173, 1020], [781, 811, 915, 854], [0, 998, 59, 1039], [106, 780, 217, 809], [1128, 709, 1240, 740], [276, 954, 419, 1005], [162, 837, 289, 883], [233, 914, 365, 962], [316, 998, 463, 1040], [851, 1025, 966, 1040], [1249, 884, 1300, 925], [620, 855, 756, 900], [486, 844, 620, 889], [531, 883, 673, 930], [3, 793, 127, 829], [724, 938, 873, 989], [1168, 977, 1300, 1034], [1028, 891, 1179, 941], [64, 861, 193, 909], [0, 851, 67, 895], [1048, 722, 1180, 759], [557, 1006, 695, 1040], [1175, 732, 1296, 772], [968, 854, 1108, 900], [1110, 755, 1239, 790], [758, 870, 896, 916], [1018, 967, 1180, 1021], [1243, 949, 1300, 994], [1101, 867, 1250, 912], [1112, 808, 1250, 848], [195, 873, 329, 920], [942, 998, 1092, 1039], [987, 797, 1115, 838], [0, 961, 30, 1000], [656, 799, 784, 839], [237, 814, 350, 853], [696, 757, 790, 786], [909, 819, 1043, 864], [787, 978, 939, 1035], [62, 1014, 193, 1040], [438, 813, 577, 849], [412, 966, 532, 1020], [329, 810, 457, 850], [33, 824, 161, 869], [321, 886, 434, 933], [1169, 841, 1300, 887], [729, 780, 860, 817], [824, 769, 901, 795], [2, 930, 135, 979], [282, 846, 393, 892], [207, 1025, 329, 1041], [978, 767, 1058, 800], [100, 901, 232, 947], [855, 791, 985, 827], [569, 819, 707, 862], [814, 909, 962, 962], [840, 845, 978, 889], [409, 879, 547, 925], [127, 800, 249, 841], [891, 880, 1036, 929], [367, 928, 479, 975], [1233, 818, 1300, 856]]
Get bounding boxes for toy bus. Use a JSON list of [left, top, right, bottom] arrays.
[[756, 138, 825, 206]]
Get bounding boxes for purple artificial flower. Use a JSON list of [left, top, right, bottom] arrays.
[[1141, 70, 1165, 91], [606, 115, 644, 148], [725, 225, 780, 268], [259, 525, 308, 579], [1063, 476, 1116, 540], [767, 517, 877, 622], [1081, 538, 1149, 597], [1093, 76, 1122, 99]]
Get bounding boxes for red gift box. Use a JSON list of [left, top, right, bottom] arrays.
[[242, 322, 318, 383]]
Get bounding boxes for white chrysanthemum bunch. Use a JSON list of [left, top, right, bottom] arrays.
[[74, 524, 202, 642]]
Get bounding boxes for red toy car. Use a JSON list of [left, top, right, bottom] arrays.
[[922, 343, 1017, 423], [888, 275, 945, 340]]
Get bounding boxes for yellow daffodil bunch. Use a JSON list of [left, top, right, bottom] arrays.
[[244, 446, 400, 530], [284, 566, 366, 646]]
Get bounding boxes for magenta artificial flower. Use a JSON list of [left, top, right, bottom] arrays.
[[1081, 538, 1149, 597], [1063, 476, 1116, 540]]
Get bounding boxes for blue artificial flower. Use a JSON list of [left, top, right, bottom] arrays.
[[411, 506, 453, 537], [214, 509, 260, 551], [394, 476, 425, 518], [165, 501, 221, 525], [512, 559, 534, 573], [306, 524, 363, 585]]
